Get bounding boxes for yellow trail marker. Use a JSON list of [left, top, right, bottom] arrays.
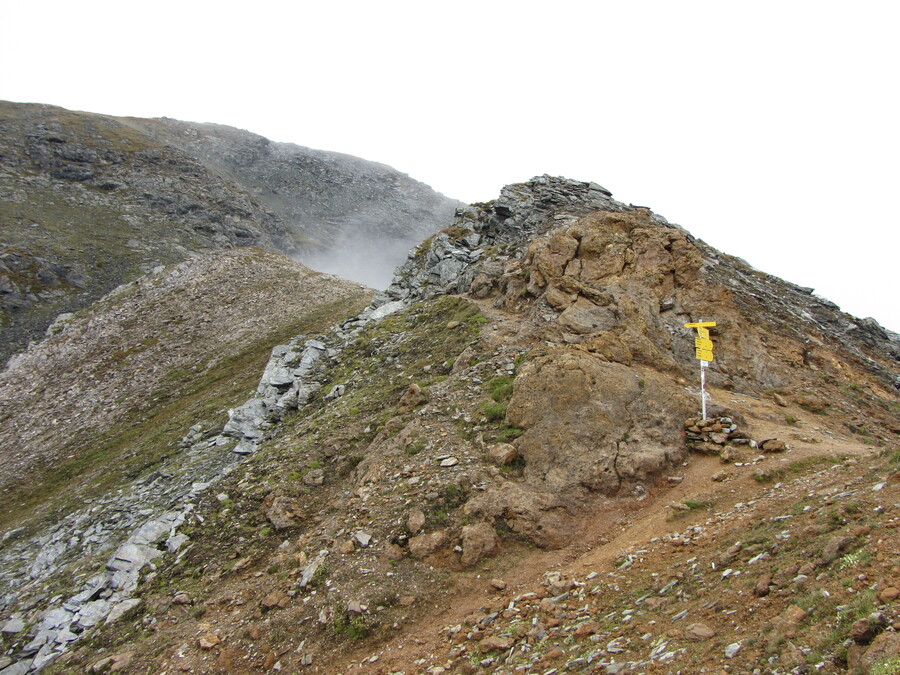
[[695, 337, 714, 351], [684, 320, 717, 419]]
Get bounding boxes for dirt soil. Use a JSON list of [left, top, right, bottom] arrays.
[[324, 387, 894, 675]]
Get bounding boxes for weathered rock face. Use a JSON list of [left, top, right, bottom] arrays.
[[507, 352, 692, 496], [0, 101, 459, 362], [383, 176, 898, 397], [128, 116, 461, 288]]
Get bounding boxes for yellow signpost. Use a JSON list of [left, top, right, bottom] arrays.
[[684, 321, 717, 419], [695, 347, 714, 362], [695, 337, 714, 352]]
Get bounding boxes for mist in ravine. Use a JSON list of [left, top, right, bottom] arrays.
[[294, 229, 427, 291]]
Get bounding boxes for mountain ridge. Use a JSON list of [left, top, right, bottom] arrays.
[[0, 113, 897, 675], [0, 100, 460, 364]]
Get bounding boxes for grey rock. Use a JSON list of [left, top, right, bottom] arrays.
[[37, 607, 72, 631], [293, 382, 322, 405], [106, 543, 163, 572], [131, 512, 181, 545], [300, 552, 328, 588], [232, 438, 259, 454], [1, 527, 25, 543], [368, 300, 404, 321], [55, 627, 78, 643], [105, 598, 141, 625], [325, 384, 345, 400], [166, 532, 190, 553], [0, 618, 25, 633], [223, 399, 270, 439], [109, 569, 139, 592], [352, 531, 372, 547], [0, 660, 33, 675], [76, 599, 110, 628], [605, 664, 631, 675], [30, 644, 59, 672]]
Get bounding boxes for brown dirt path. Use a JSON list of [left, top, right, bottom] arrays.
[[328, 382, 880, 674]]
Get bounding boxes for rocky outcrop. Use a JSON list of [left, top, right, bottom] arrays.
[[507, 353, 692, 496], [380, 175, 897, 396]]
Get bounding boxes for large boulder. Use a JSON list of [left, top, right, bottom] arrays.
[[464, 482, 572, 550], [507, 351, 692, 495], [459, 522, 499, 567]]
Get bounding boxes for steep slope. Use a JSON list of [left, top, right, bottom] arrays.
[[122, 116, 461, 287], [2, 177, 898, 675], [0, 101, 459, 363], [0, 246, 370, 553]]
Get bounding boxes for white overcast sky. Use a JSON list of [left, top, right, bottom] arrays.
[[2, 1, 898, 331]]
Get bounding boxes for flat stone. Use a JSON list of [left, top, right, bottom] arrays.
[[199, 633, 221, 649], [30, 645, 58, 672], [106, 543, 163, 572], [0, 659, 31, 674], [1, 618, 25, 633], [76, 600, 110, 628], [105, 599, 141, 625], [352, 531, 372, 547], [260, 591, 290, 611], [724, 642, 742, 658], [167, 532, 190, 553], [131, 512, 180, 545], [368, 301, 404, 322], [300, 552, 328, 588], [479, 635, 512, 651], [439, 457, 459, 467], [38, 607, 73, 630], [487, 443, 518, 466], [55, 627, 79, 643], [685, 623, 716, 641], [407, 508, 426, 534]]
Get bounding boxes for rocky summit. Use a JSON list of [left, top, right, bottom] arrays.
[[0, 101, 460, 364], [0, 158, 898, 675]]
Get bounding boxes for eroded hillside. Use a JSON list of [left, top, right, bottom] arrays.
[[1, 177, 898, 675], [0, 101, 458, 362]]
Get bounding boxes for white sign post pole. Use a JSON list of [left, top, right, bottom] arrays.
[[700, 360, 708, 420], [684, 320, 716, 421]]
